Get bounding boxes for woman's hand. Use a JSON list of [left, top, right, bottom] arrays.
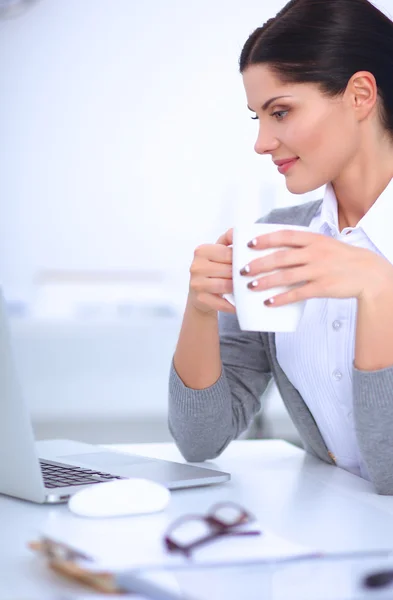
[[188, 229, 236, 315], [240, 229, 393, 307]]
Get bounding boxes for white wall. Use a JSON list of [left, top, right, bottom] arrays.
[[0, 0, 324, 309]]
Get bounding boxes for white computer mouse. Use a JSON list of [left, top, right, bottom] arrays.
[[68, 478, 171, 518]]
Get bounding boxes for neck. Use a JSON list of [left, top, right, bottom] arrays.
[[331, 134, 393, 230]]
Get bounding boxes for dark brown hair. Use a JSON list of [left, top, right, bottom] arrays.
[[239, 0, 393, 135]]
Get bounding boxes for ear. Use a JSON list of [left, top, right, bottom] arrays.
[[346, 71, 378, 121]]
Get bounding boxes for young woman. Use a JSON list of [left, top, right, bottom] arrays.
[[168, 0, 393, 494]]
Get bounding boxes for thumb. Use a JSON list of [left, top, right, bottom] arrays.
[[216, 228, 233, 246]]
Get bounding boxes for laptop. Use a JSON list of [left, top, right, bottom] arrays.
[[0, 293, 230, 504]]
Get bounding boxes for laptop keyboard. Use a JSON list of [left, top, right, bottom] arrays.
[[40, 459, 123, 489]]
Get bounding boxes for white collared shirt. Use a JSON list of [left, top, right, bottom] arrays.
[[275, 180, 393, 479]]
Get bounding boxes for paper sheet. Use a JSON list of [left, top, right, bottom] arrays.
[[41, 512, 317, 572]]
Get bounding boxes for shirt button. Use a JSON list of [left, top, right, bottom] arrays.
[[332, 320, 342, 331], [333, 370, 343, 381]]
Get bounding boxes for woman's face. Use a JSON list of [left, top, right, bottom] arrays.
[[242, 64, 360, 194]]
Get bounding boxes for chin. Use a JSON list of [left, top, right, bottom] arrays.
[[285, 178, 325, 195]]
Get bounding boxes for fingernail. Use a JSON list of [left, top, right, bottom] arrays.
[[264, 298, 275, 306], [247, 280, 259, 289], [240, 265, 250, 275], [247, 239, 257, 248]]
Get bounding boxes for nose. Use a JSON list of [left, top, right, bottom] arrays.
[[254, 125, 279, 156]]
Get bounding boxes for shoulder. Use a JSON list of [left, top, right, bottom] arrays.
[[256, 199, 323, 227]]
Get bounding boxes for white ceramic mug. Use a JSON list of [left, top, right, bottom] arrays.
[[224, 223, 309, 332]]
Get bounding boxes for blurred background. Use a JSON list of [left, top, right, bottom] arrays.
[[1, 0, 391, 446]]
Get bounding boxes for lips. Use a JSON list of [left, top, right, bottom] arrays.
[[274, 158, 298, 167], [276, 158, 299, 174]]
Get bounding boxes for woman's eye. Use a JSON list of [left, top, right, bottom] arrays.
[[250, 110, 288, 121], [272, 110, 289, 120]]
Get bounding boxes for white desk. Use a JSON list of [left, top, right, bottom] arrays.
[[2, 439, 393, 599]]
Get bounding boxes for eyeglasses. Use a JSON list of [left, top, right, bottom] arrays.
[[164, 501, 261, 558], [363, 569, 393, 590]]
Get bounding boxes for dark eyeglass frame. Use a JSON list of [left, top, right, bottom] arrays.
[[363, 569, 393, 589], [164, 501, 261, 558]]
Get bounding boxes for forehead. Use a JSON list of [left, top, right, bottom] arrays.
[[242, 64, 283, 88], [242, 64, 319, 110]]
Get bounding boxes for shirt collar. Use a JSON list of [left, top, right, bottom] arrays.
[[318, 183, 339, 236], [318, 179, 393, 263]]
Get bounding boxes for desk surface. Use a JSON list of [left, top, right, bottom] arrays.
[[2, 439, 393, 599]]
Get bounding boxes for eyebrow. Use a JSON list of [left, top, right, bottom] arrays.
[[247, 95, 293, 112]]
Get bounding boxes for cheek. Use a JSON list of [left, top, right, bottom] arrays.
[[292, 116, 333, 155], [283, 114, 351, 192], [293, 111, 356, 167]]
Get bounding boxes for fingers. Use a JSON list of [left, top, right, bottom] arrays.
[[188, 229, 235, 315], [190, 259, 233, 279], [246, 266, 311, 292], [248, 229, 318, 250], [261, 281, 320, 307], [240, 248, 309, 277], [190, 276, 234, 297], [216, 228, 233, 247], [194, 243, 233, 266]]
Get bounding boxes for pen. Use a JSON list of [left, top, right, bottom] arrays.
[[115, 571, 197, 600]]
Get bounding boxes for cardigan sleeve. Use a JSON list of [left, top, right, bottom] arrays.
[[353, 364, 393, 494], [168, 311, 272, 462]]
